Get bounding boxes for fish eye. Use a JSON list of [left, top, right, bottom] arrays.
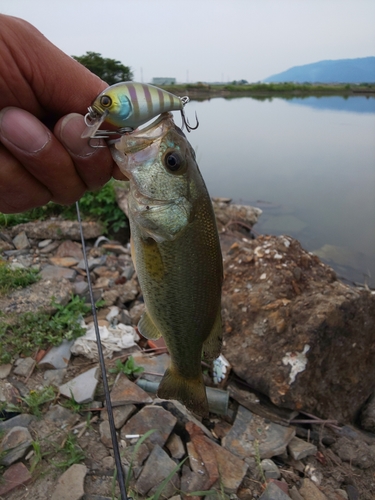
[[100, 95, 112, 107], [164, 151, 183, 172]]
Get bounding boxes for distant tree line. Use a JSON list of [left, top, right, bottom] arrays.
[[72, 51, 133, 85]]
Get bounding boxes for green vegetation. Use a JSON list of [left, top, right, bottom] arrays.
[[0, 262, 40, 295], [6, 386, 56, 418], [0, 180, 128, 236], [160, 81, 375, 97], [109, 355, 144, 379], [54, 433, 86, 469], [72, 51, 133, 85], [0, 295, 90, 364]]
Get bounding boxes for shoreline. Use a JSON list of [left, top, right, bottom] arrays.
[[159, 83, 375, 100]]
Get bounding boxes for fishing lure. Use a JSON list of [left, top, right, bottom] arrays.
[[82, 81, 197, 143]]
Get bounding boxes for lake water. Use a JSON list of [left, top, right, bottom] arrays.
[[177, 95, 375, 287]]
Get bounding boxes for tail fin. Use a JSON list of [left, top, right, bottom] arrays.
[[157, 367, 209, 418]]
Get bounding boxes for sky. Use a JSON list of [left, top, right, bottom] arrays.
[[2, 0, 375, 83]]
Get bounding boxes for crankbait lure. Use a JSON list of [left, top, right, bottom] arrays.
[[82, 81, 198, 143]]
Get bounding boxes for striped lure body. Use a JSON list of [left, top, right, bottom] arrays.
[[83, 82, 189, 138]]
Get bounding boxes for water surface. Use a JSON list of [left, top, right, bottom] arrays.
[[180, 95, 375, 286]]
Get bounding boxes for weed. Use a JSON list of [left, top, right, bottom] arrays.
[[0, 295, 90, 364], [54, 433, 85, 469], [109, 356, 144, 380], [254, 439, 266, 486], [29, 439, 53, 474], [61, 391, 85, 413], [7, 386, 56, 418], [0, 180, 128, 235], [0, 262, 40, 295]]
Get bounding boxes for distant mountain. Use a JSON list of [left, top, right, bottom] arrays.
[[263, 57, 375, 83]]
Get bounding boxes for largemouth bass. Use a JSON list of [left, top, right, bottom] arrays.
[[110, 112, 223, 417]]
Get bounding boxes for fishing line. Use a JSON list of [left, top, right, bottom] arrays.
[[76, 202, 129, 500]]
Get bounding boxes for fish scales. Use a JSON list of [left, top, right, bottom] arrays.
[[110, 112, 223, 417]]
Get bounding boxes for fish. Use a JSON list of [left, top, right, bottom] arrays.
[[109, 112, 223, 417], [82, 82, 191, 139]]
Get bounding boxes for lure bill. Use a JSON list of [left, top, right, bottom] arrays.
[[82, 81, 196, 141]]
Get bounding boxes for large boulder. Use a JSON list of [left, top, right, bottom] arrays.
[[221, 234, 375, 423]]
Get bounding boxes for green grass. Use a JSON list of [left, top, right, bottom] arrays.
[[6, 386, 56, 418], [0, 295, 90, 364], [109, 356, 144, 379], [0, 180, 128, 235], [54, 433, 85, 469], [0, 262, 40, 295]]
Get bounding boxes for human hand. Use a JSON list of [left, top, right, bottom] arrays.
[[0, 14, 126, 214]]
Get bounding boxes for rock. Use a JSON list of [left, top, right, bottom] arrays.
[[12, 231, 30, 250], [39, 241, 60, 253], [44, 405, 79, 427], [166, 433, 185, 459], [290, 485, 304, 500], [132, 352, 170, 382], [0, 426, 33, 466], [135, 444, 180, 497], [0, 363, 12, 379], [55, 240, 83, 260], [38, 339, 74, 369], [51, 463, 87, 500], [331, 436, 375, 469], [261, 458, 281, 479], [59, 366, 99, 404], [9, 220, 104, 240], [41, 264, 77, 281], [222, 235, 375, 423], [43, 368, 67, 387], [0, 277, 73, 315], [0, 462, 32, 496], [49, 256, 78, 267], [78, 256, 106, 271], [13, 356, 35, 377], [121, 442, 150, 477], [99, 420, 114, 448], [102, 404, 137, 429], [186, 422, 248, 494], [0, 413, 36, 433], [288, 436, 317, 460], [212, 199, 262, 231], [129, 302, 145, 324], [122, 263, 135, 280], [110, 373, 152, 405], [121, 406, 177, 450], [299, 478, 328, 500], [0, 380, 21, 405], [222, 405, 295, 460], [360, 392, 375, 432], [156, 400, 213, 438], [73, 281, 89, 295], [38, 238, 53, 248], [181, 464, 210, 495], [118, 279, 139, 303], [259, 482, 291, 500]]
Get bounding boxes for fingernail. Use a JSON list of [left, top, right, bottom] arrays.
[[0, 108, 50, 152], [59, 114, 97, 157]]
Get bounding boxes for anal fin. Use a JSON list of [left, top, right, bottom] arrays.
[[138, 311, 162, 340]]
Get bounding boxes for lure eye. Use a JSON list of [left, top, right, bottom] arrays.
[[164, 151, 183, 172], [100, 95, 112, 107]]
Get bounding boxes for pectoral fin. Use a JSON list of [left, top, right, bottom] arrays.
[[138, 311, 162, 340], [202, 309, 223, 361]]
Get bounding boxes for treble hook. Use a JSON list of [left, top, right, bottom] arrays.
[[180, 108, 199, 133]]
